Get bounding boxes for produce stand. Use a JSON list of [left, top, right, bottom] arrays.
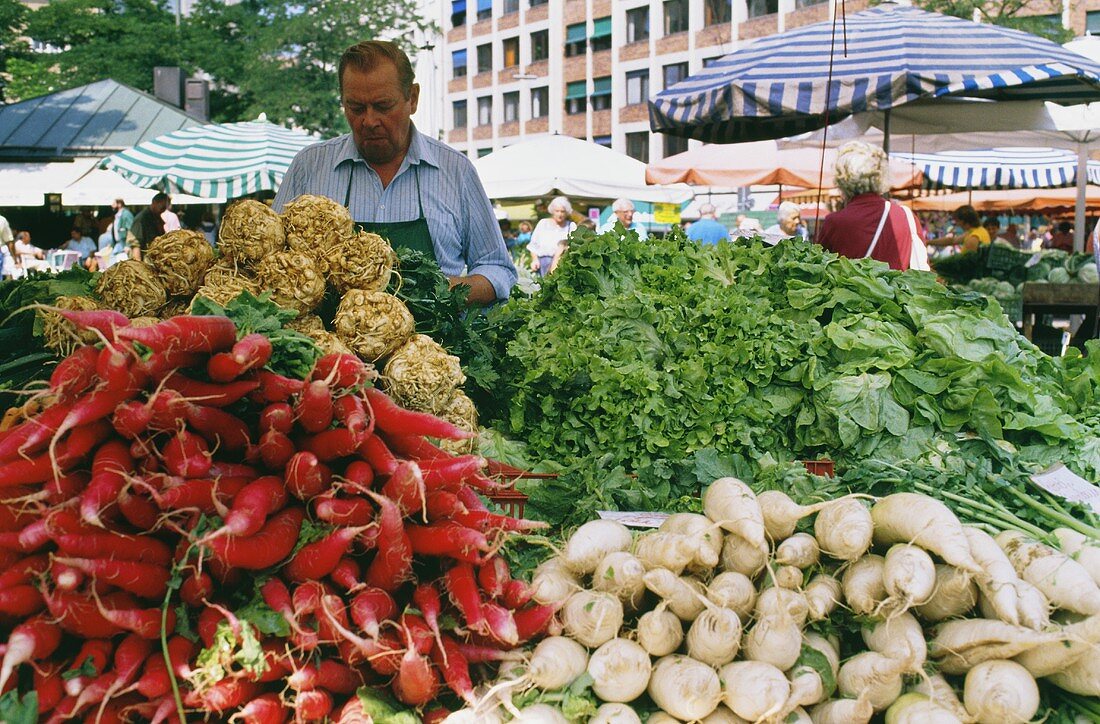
[[1021, 282, 1100, 352]]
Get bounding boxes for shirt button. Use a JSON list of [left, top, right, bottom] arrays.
[[379, 205, 385, 211]]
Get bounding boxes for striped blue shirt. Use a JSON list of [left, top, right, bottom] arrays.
[[273, 127, 516, 300]]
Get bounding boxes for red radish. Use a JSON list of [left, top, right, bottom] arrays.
[[155, 476, 250, 514], [56, 531, 173, 566], [184, 678, 261, 713], [445, 563, 489, 636], [301, 428, 360, 462], [13, 516, 56, 552], [359, 434, 398, 476], [454, 642, 525, 663], [249, 369, 306, 403], [454, 508, 549, 533], [502, 579, 534, 610], [162, 372, 258, 407], [340, 460, 374, 491], [258, 428, 296, 470], [0, 419, 112, 487], [318, 593, 391, 663], [146, 389, 188, 431], [297, 380, 334, 433], [46, 469, 90, 505], [79, 438, 134, 526], [95, 342, 139, 387], [287, 662, 320, 692], [334, 394, 370, 442], [478, 557, 511, 599], [33, 661, 64, 714], [206, 332, 272, 382], [53, 557, 169, 600], [407, 521, 490, 563], [63, 639, 114, 697], [256, 640, 294, 683], [52, 307, 129, 338], [117, 485, 161, 531], [117, 314, 237, 355], [401, 613, 436, 654], [0, 585, 43, 616], [161, 429, 211, 478], [206, 506, 305, 570], [292, 581, 329, 619], [208, 460, 260, 479], [312, 353, 372, 391], [285, 525, 368, 583], [209, 475, 287, 539], [285, 451, 331, 500], [0, 614, 62, 691], [455, 485, 489, 513], [111, 400, 153, 439], [350, 587, 397, 638], [294, 688, 334, 722], [43, 588, 132, 638], [381, 460, 427, 515], [179, 569, 213, 606], [364, 387, 474, 440], [423, 708, 452, 724], [466, 473, 506, 493], [330, 557, 361, 591], [0, 554, 49, 589], [185, 404, 251, 452], [134, 348, 206, 380], [514, 603, 556, 642], [315, 494, 374, 527], [425, 489, 465, 521], [392, 625, 440, 706], [334, 696, 373, 724], [232, 692, 288, 723], [135, 636, 195, 698], [482, 601, 519, 645], [259, 402, 295, 434], [412, 582, 445, 648], [49, 345, 100, 400], [381, 432, 448, 461], [197, 605, 229, 648], [0, 399, 75, 460], [261, 578, 307, 635], [432, 635, 476, 705], [91, 593, 176, 639], [363, 490, 412, 592], [419, 455, 486, 490], [316, 659, 364, 694]]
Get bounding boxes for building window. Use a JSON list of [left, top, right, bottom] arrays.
[[663, 61, 688, 90], [531, 29, 549, 61], [591, 76, 612, 111], [476, 0, 492, 21], [503, 0, 519, 12], [477, 44, 492, 74], [702, 56, 724, 68], [453, 100, 468, 128], [452, 49, 468, 78], [747, 0, 779, 17], [477, 96, 493, 125], [590, 16, 612, 52], [626, 69, 649, 105], [795, 0, 827, 7], [1089, 10, 1100, 33], [531, 86, 549, 118], [530, 0, 547, 6], [664, 0, 688, 34], [503, 91, 520, 122], [451, 0, 467, 27], [664, 134, 688, 157], [626, 6, 649, 43], [626, 132, 649, 162], [478, 148, 493, 157], [594, 135, 612, 148], [566, 80, 587, 114], [502, 37, 519, 68], [704, 0, 731, 25], [565, 22, 587, 57]]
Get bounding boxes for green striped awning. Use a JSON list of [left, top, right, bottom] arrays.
[[591, 17, 612, 38], [100, 114, 322, 200], [565, 81, 588, 100], [592, 77, 612, 96]]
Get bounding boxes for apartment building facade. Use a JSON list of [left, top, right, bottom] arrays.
[[439, 0, 1100, 164]]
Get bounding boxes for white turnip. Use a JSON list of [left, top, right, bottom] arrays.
[[754, 586, 809, 628], [776, 533, 821, 569], [648, 655, 723, 721], [809, 696, 873, 724], [685, 604, 742, 666], [636, 603, 684, 657], [914, 563, 978, 622], [861, 612, 927, 673], [1054, 527, 1100, 586], [884, 693, 964, 724], [814, 498, 873, 561], [527, 636, 588, 691], [997, 530, 1100, 615], [841, 554, 886, 616], [587, 638, 651, 703], [660, 513, 722, 572], [963, 660, 1039, 723], [634, 531, 697, 575], [512, 703, 569, 723], [773, 565, 805, 590], [590, 704, 642, 724], [836, 651, 906, 711], [719, 660, 790, 722], [706, 571, 756, 619], [882, 544, 936, 611], [643, 568, 707, 621], [560, 591, 623, 648], [804, 574, 842, 621], [719, 533, 768, 577], [929, 617, 1063, 674], [530, 558, 579, 608], [912, 673, 968, 721], [562, 520, 632, 575], [591, 551, 647, 610], [872, 493, 982, 574], [742, 615, 802, 671], [703, 477, 766, 550], [963, 526, 1022, 626]]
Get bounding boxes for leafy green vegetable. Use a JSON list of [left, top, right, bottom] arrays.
[[62, 655, 98, 681], [191, 290, 320, 379], [191, 618, 267, 692], [355, 686, 420, 724], [0, 689, 37, 724]]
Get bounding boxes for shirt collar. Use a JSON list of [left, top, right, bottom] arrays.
[[332, 124, 440, 171]]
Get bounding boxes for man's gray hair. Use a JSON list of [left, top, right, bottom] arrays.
[[699, 203, 717, 217], [548, 196, 573, 215], [834, 141, 890, 200], [776, 201, 800, 223], [611, 198, 635, 212]]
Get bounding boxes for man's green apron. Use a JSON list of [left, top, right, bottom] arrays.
[[345, 164, 437, 262]]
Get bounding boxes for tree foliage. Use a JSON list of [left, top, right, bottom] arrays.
[[0, 0, 27, 103], [914, 0, 1074, 43]]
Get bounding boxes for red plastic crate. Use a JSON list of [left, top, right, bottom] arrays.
[[799, 459, 836, 477], [484, 458, 558, 519]]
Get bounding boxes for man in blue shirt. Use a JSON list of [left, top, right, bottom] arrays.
[[597, 198, 648, 239], [687, 203, 729, 245], [274, 40, 516, 305]]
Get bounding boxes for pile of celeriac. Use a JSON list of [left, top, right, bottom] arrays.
[[445, 480, 1100, 723]]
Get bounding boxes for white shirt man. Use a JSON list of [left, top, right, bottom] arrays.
[[598, 198, 648, 240]]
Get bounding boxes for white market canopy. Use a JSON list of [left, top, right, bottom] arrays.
[[61, 167, 223, 207], [0, 159, 98, 207], [474, 135, 693, 204]]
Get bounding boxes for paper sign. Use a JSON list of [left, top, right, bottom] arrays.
[[597, 511, 670, 528], [1030, 463, 1100, 514], [1025, 253, 1043, 268], [653, 203, 681, 225]]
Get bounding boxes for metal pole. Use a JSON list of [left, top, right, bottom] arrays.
[[882, 108, 891, 155], [1075, 142, 1088, 252]]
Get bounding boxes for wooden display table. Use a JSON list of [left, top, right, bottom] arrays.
[[1021, 282, 1100, 352]]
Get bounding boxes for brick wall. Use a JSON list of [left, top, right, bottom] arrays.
[[564, 116, 586, 136], [592, 109, 612, 136], [447, 26, 465, 44], [472, 18, 492, 37], [592, 0, 611, 16], [620, 104, 649, 123], [498, 69, 519, 84], [619, 42, 650, 62], [526, 117, 549, 134], [528, 59, 549, 77], [564, 56, 587, 82], [499, 12, 519, 30], [527, 3, 548, 22], [499, 121, 520, 138], [473, 126, 492, 141], [656, 32, 690, 54], [785, 2, 829, 29], [739, 14, 779, 40], [473, 73, 493, 89], [448, 78, 468, 94], [592, 49, 612, 76], [565, 0, 586, 24], [448, 129, 467, 144], [696, 24, 732, 48]]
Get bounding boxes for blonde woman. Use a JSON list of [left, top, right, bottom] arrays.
[[527, 196, 576, 276]]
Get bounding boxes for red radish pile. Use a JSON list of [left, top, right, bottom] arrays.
[[0, 309, 553, 723]]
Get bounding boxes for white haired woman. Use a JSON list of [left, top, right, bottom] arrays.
[[527, 195, 576, 277], [816, 141, 927, 271], [763, 201, 804, 243]]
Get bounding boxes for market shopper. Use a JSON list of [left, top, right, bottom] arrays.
[[815, 141, 927, 271], [64, 229, 98, 271], [273, 40, 516, 305], [763, 201, 804, 243], [1046, 221, 1074, 252], [927, 204, 989, 253], [688, 203, 730, 244], [528, 196, 576, 277], [598, 197, 648, 239], [129, 193, 170, 260]]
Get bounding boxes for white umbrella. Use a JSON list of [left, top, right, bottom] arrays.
[[474, 135, 693, 204]]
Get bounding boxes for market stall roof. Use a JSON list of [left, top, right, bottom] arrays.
[[61, 167, 223, 207], [473, 134, 693, 204], [904, 186, 1100, 212], [0, 79, 200, 161], [646, 139, 923, 190], [0, 159, 98, 207], [893, 147, 1100, 190]]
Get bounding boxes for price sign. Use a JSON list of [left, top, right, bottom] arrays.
[[653, 203, 681, 225], [1030, 464, 1100, 514], [597, 511, 670, 528]]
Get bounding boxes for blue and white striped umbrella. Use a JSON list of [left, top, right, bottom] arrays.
[[893, 147, 1100, 190], [101, 115, 322, 199], [650, 3, 1100, 143]]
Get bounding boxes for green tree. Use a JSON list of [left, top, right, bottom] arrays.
[[914, 0, 1074, 43], [7, 0, 182, 102], [0, 0, 27, 102], [185, 0, 436, 134]]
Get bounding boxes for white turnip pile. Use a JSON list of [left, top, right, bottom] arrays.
[[445, 485, 1100, 722]]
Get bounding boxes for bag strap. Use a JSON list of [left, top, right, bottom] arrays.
[[864, 200, 892, 259]]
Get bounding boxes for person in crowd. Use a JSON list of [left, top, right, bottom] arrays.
[[515, 220, 533, 246], [273, 40, 515, 305], [1003, 223, 1020, 248], [731, 216, 765, 240], [111, 199, 134, 255], [499, 219, 517, 249], [161, 200, 182, 232], [815, 141, 926, 271], [763, 201, 804, 243], [528, 196, 576, 277], [64, 228, 98, 270], [200, 212, 218, 247], [13, 231, 46, 263], [688, 203, 730, 244], [130, 193, 169, 260], [1046, 221, 1074, 252], [73, 208, 99, 240], [598, 198, 648, 239], [0, 215, 15, 280], [927, 205, 988, 253], [983, 216, 1008, 245]]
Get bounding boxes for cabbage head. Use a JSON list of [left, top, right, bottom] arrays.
[[1048, 267, 1072, 284], [1077, 262, 1099, 284]]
